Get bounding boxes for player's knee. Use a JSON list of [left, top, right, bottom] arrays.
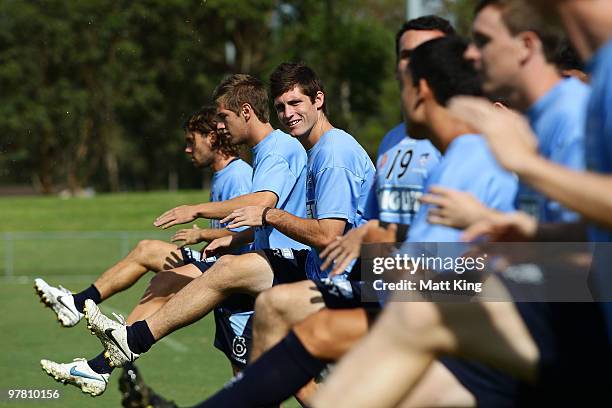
[[134, 239, 162, 258], [254, 289, 276, 324], [254, 286, 291, 330], [388, 302, 448, 353], [260, 285, 295, 320], [213, 254, 237, 275]]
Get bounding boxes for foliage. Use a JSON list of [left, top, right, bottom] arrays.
[[0, 1, 473, 194]]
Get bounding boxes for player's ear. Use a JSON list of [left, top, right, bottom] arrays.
[[518, 31, 539, 64], [241, 103, 252, 121], [207, 130, 217, 146], [314, 91, 325, 110], [413, 78, 432, 111], [418, 78, 432, 100]]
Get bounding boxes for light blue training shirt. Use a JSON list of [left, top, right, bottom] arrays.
[[304, 128, 375, 280], [210, 158, 254, 253], [520, 77, 589, 222], [408, 134, 518, 242], [209, 158, 255, 341], [251, 129, 308, 250], [364, 122, 441, 225], [585, 38, 612, 341], [586, 39, 612, 242]]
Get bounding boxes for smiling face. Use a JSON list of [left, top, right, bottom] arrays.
[[464, 5, 524, 98], [273, 85, 324, 138]]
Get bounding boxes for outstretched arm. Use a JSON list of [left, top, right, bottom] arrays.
[[222, 206, 346, 250], [154, 191, 277, 229], [171, 225, 236, 248]]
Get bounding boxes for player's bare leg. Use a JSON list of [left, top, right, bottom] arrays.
[[93, 240, 185, 300], [125, 263, 203, 323], [251, 280, 326, 361], [146, 251, 275, 341], [312, 285, 538, 408], [290, 307, 371, 402], [397, 361, 476, 407], [35, 240, 186, 327]]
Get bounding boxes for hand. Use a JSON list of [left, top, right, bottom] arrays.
[[203, 235, 233, 257], [449, 96, 539, 174], [420, 186, 488, 229], [154, 205, 199, 229], [171, 225, 204, 247], [320, 227, 367, 277], [221, 206, 266, 229], [461, 211, 538, 242], [320, 222, 399, 277]]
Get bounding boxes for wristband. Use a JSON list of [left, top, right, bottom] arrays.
[[262, 207, 272, 227]]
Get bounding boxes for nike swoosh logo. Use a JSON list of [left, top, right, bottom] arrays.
[[56, 296, 78, 317], [104, 328, 132, 361], [70, 366, 106, 383]]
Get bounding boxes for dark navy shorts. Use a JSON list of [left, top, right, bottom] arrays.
[[213, 299, 255, 369], [262, 248, 311, 285], [180, 247, 256, 369], [314, 278, 382, 311], [514, 302, 612, 406], [441, 301, 612, 406]]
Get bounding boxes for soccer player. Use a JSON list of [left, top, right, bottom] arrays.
[[81, 62, 375, 379], [34, 110, 250, 330], [38, 105, 254, 394], [363, 16, 449, 232], [195, 36, 521, 408], [248, 15, 450, 370], [312, 0, 612, 406], [40, 72, 309, 395], [420, 0, 589, 232]]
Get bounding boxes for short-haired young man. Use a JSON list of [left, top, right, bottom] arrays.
[[248, 16, 453, 371], [421, 0, 589, 232]]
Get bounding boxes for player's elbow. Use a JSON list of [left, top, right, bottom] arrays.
[[315, 234, 336, 250], [259, 192, 278, 208]]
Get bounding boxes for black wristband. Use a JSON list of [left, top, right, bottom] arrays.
[[262, 207, 272, 227]]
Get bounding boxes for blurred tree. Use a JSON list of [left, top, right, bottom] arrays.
[[0, 0, 422, 194]]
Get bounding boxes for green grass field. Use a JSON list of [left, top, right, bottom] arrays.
[[0, 191, 299, 407]]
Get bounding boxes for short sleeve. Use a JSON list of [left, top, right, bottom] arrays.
[[252, 154, 297, 206], [313, 167, 360, 222]]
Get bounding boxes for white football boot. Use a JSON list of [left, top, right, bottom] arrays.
[[34, 278, 83, 327], [84, 299, 139, 368], [40, 358, 109, 396]]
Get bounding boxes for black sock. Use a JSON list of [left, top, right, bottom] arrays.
[[87, 353, 114, 375], [73, 285, 101, 314], [193, 330, 326, 408], [126, 320, 156, 354]]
